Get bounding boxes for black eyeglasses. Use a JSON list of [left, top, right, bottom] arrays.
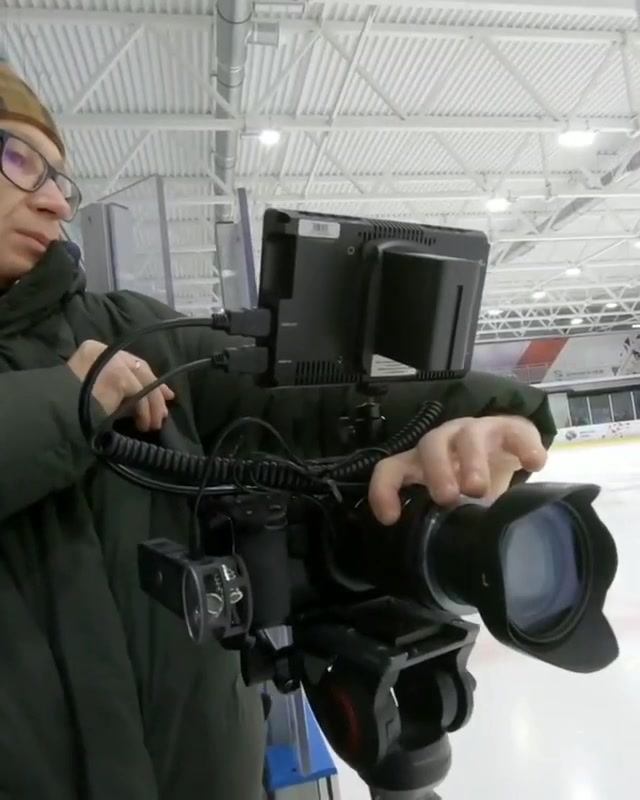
[[0, 129, 82, 222]]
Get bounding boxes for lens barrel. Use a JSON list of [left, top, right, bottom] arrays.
[[342, 483, 618, 673]]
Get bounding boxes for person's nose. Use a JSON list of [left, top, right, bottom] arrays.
[[31, 177, 72, 220]]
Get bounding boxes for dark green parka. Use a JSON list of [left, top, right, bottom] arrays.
[[0, 243, 555, 799]]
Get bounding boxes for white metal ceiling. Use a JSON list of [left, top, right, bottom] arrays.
[[1, 0, 640, 340]]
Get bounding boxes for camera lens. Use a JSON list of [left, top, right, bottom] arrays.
[[500, 502, 586, 638], [182, 564, 206, 643]]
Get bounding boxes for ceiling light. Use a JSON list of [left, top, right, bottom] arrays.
[[558, 129, 597, 148], [633, 239, 640, 250], [487, 308, 503, 317], [565, 266, 582, 277], [258, 129, 281, 146], [532, 290, 547, 300], [633, 323, 640, 329], [485, 196, 511, 213], [605, 302, 619, 309], [570, 317, 584, 326]]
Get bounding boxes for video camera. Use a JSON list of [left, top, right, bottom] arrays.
[[78, 209, 618, 800]]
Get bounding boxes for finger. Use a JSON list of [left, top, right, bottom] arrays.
[[500, 418, 548, 472], [416, 426, 462, 506], [134, 363, 168, 430], [120, 365, 153, 432], [123, 353, 175, 403], [147, 387, 169, 430], [368, 452, 421, 526], [125, 374, 152, 432], [134, 398, 152, 432], [451, 423, 492, 498]]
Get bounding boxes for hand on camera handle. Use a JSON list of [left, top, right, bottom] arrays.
[[368, 415, 549, 526], [67, 339, 175, 433]]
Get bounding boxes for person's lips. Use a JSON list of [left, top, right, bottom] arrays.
[[14, 230, 51, 252]]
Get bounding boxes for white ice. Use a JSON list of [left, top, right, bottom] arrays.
[[337, 440, 640, 799]]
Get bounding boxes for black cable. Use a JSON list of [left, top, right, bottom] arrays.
[[96, 356, 215, 436], [329, 400, 443, 480], [189, 416, 314, 558], [79, 316, 215, 443], [96, 400, 443, 496], [76, 314, 444, 498]]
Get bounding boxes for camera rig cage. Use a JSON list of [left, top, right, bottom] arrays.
[[76, 210, 618, 800]]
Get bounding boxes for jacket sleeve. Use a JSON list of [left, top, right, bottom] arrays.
[[377, 370, 557, 485], [0, 365, 99, 522], [380, 370, 556, 448]]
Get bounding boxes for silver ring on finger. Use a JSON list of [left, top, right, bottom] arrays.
[[133, 360, 142, 371]]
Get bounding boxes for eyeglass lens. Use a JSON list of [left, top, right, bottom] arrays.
[[1, 134, 81, 219]]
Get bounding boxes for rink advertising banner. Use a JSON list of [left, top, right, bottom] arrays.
[[473, 331, 640, 383], [555, 419, 640, 444]]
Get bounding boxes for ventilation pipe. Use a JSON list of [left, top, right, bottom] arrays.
[[214, 0, 252, 223]]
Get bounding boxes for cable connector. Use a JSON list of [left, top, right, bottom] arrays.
[[211, 309, 272, 338], [218, 346, 269, 376]]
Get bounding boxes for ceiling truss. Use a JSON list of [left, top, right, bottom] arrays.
[[3, 1, 640, 338]]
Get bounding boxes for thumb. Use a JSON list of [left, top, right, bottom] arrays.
[[368, 451, 421, 526]]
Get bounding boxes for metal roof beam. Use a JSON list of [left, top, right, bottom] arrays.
[[57, 112, 635, 134], [5, 7, 640, 45], [484, 280, 636, 295], [489, 259, 640, 274], [480, 302, 640, 316], [77, 172, 598, 191], [159, 187, 640, 207]]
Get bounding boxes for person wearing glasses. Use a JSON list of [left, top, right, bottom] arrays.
[[0, 61, 554, 799]]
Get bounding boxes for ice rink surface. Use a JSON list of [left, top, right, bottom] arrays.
[[338, 439, 640, 800]]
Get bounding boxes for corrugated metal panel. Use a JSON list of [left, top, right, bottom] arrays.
[[2, 21, 211, 115], [500, 39, 614, 117], [580, 47, 639, 117], [274, 34, 351, 117], [64, 128, 147, 176], [292, 129, 463, 177], [310, 3, 637, 32], [237, 135, 289, 179], [333, 35, 466, 117], [429, 38, 540, 116], [243, 32, 314, 116], [3, 0, 214, 12], [130, 131, 210, 177], [87, 28, 212, 114]]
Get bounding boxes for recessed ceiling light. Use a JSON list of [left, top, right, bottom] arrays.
[[258, 129, 281, 146], [532, 290, 547, 300], [570, 317, 584, 326], [605, 302, 619, 309], [565, 266, 582, 277], [558, 129, 597, 148], [485, 196, 511, 213]]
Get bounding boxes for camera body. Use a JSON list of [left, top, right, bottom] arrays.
[[79, 209, 619, 798]]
